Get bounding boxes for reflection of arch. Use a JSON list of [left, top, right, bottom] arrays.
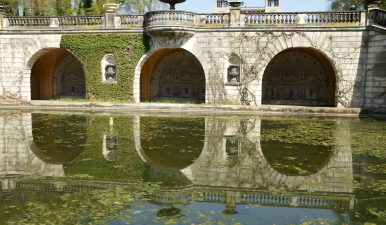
[[261, 141, 333, 176], [31, 114, 86, 164], [138, 116, 205, 170], [30, 48, 85, 100], [140, 49, 205, 103], [262, 48, 336, 106]]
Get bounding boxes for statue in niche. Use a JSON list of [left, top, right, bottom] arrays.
[[228, 65, 240, 84], [105, 64, 116, 83], [102, 54, 118, 83]]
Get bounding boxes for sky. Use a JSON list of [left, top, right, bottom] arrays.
[[176, 0, 329, 13]]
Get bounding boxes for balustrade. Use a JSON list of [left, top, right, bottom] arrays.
[[373, 9, 386, 26], [7, 17, 50, 27], [145, 10, 195, 27], [244, 13, 297, 25], [120, 15, 142, 26], [57, 16, 102, 27], [204, 13, 228, 25], [307, 11, 361, 24], [1, 10, 373, 30]]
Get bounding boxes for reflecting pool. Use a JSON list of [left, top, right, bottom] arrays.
[[0, 111, 385, 224]]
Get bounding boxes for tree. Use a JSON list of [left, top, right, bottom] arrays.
[[328, 0, 365, 10], [328, 0, 386, 10], [116, 0, 168, 15], [0, 0, 20, 16]]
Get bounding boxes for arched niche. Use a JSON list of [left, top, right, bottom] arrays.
[[55, 54, 86, 99], [262, 48, 336, 106], [227, 55, 242, 84], [140, 48, 205, 103], [30, 48, 72, 100], [101, 53, 118, 83]]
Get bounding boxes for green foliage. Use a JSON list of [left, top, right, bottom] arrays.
[[328, 0, 386, 10], [20, 0, 73, 16], [328, 0, 365, 10], [61, 33, 149, 101], [117, 0, 168, 15], [0, 0, 20, 16]]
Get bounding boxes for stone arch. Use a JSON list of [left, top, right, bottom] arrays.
[[262, 48, 336, 106], [30, 48, 85, 100], [138, 48, 206, 103]]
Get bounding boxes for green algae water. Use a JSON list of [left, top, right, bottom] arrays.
[[0, 112, 385, 225]]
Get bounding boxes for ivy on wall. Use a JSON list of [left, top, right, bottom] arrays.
[[61, 33, 150, 101]]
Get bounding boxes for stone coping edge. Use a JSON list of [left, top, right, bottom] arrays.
[[0, 100, 377, 116]]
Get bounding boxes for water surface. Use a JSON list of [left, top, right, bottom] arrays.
[[0, 111, 385, 224]]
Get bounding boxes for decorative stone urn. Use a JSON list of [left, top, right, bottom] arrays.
[[103, 3, 119, 12], [159, 0, 186, 10], [228, 1, 244, 8]]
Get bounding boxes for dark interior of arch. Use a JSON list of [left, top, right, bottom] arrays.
[[262, 49, 336, 106]]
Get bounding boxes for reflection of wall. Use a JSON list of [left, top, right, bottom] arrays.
[[0, 113, 64, 190], [181, 117, 353, 193]]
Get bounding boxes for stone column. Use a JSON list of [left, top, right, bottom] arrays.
[[0, 6, 5, 29]]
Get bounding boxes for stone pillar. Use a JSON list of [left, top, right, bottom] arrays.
[[297, 13, 308, 25], [103, 3, 120, 28], [229, 8, 241, 27], [0, 6, 5, 29]]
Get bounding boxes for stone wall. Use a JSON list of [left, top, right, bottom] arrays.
[[175, 28, 366, 107], [0, 34, 62, 101], [364, 28, 386, 111], [0, 11, 385, 109]]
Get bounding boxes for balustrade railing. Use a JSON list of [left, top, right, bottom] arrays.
[[244, 13, 297, 25], [145, 10, 195, 27], [307, 11, 361, 24], [204, 13, 228, 26], [120, 15, 142, 26], [7, 17, 51, 27], [2, 10, 367, 30], [57, 16, 102, 27], [372, 9, 386, 26]]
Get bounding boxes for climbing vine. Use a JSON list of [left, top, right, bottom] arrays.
[[61, 33, 150, 101]]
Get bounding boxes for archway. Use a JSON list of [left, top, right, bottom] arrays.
[[262, 48, 336, 106], [30, 49, 85, 100], [140, 49, 205, 103]]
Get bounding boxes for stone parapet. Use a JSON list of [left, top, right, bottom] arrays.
[[0, 10, 367, 32]]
